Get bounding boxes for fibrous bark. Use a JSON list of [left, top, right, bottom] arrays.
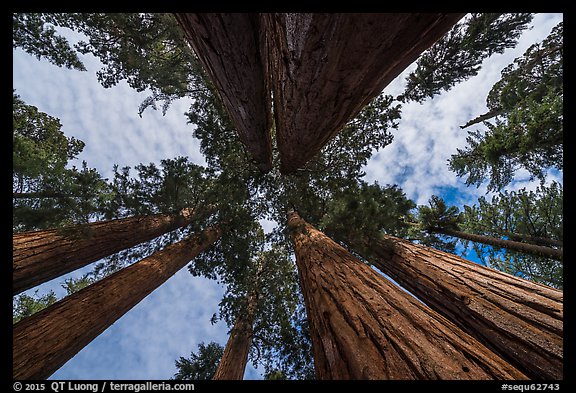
[[213, 289, 258, 380], [13, 225, 223, 380], [265, 13, 465, 174], [174, 13, 273, 173], [347, 234, 563, 379], [288, 211, 526, 380], [13, 208, 197, 295]]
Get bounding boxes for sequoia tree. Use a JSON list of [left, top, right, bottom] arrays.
[[347, 233, 563, 380], [287, 211, 526, 379], [212, 287, 259, 380], [13, 225, 223, 380], [13, 208, 197, 295]]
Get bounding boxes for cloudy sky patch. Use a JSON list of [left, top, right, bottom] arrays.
[[13, 13, 562, 380]]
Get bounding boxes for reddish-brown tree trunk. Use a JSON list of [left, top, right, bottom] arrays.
[[13, 225, 223, 380], [13, 208, 197, 295], [287, 211, 526, 380], [347, 234, 563, 380], [174, 13, 273, 173], [212, 289, 259, 380], [264, 13, 465, 174]]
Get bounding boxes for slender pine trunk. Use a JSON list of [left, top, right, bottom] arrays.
[[13, 191, 70, 199], [492, 230, 562, 248], [460, 108, 503, 129], [434, 226, 563, 261], [13, 225, 223, 380], [13, 208, 197, 295], [346, 234, 563, 380], [288, 211, 526, 380]]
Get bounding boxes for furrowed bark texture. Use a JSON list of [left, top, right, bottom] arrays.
[[348, 234, 563, 380], [288, 212, 526, 380], [13, 208, 197, 295], [264, 13, 465, 174], [434, 227, 563, 262], [13, 225, 223, 380], [213, 290, 259, 380], [174, 13, 273, 173]]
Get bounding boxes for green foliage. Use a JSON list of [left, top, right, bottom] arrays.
[[13, 290, 57, 324], [61, 273, 98, 295], [302, 94, 400, 181], [13, 92, 84, 184], [13, 13, 86, 71], [485, 22, 563, 115], [71, 13, 204, 115], [13, 13, 205, 115], [417, 195, 463, 231], [319, 181, 415, 243], [411, 195, 462, 254], [13, 93, 109, 231], [461, 182, 562, 288], [450, 22, 563, 191], [264, 369, 287, 380], [172, 342, 224, 380], [399, 13, 533, 103], [106, 157, 210, 218]]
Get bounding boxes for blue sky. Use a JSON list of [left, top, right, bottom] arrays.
[[12, 13, 563, 380]]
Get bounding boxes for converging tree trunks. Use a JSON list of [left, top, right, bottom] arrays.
[[13, 225, 223, 380], [347, 234, 563, 379], [13, 208, 197, 295], [174, 13, 273, 173], [288, 211, 526, 380]]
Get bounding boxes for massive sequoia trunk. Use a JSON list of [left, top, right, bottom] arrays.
[[287, 211, 526, 380], [265, 13, 465, 174], [175, 13, 463, 174], [13, 225, 223, 380], [346, 234, 563, 380], [212, 289, 259, 380], [13, 208, 197, 295], [430, 226, 563, 261], [174, 13, 273, 173]]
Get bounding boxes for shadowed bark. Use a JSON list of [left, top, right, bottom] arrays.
[[212, 289, 258, 380], [264, 13, 465, 174], [13, 208, 198, 295], [174, 13, 273, 173], [13, 225, 223, 380], [346, 234, 563, 379], [288, 211, 526, 380]]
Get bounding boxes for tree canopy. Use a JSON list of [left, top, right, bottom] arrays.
[[449, 21, 563, 191], [13, 12, 563, 380]]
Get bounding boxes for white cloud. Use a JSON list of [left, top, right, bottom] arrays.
[[363, 13, 563, 209], [13, 13, 562, 381], [50, 268, 229, 380], [12, 48, 205, 182]]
